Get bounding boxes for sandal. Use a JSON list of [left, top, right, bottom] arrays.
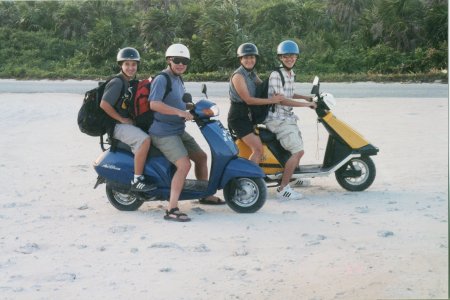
[[199, 196, 226, 205], [164, 207, 191, 222]]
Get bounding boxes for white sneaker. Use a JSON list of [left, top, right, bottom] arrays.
[[277, 184, 303, 200], [292, 178, 311, 187]]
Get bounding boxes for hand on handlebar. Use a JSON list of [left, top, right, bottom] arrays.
[[179, 110, 194, 121], [309, 102, 317, 109]]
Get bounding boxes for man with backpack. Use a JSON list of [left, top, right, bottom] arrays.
[[148, 43, 224, 222], [99, 47, 156, 192], [264, 40, 317, 200]]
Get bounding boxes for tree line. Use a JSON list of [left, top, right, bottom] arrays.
[[0, 0, 447, 81]]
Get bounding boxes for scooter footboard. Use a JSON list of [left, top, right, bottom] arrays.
[[219, 158, 264, 189]]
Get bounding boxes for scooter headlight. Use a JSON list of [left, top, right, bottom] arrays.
[[210, 105, 220, 117], [200, 105, 219, 117], [194, 99, 219, 118]]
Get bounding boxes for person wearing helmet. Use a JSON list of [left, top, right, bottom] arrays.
[[100, 47, 156, 193], [228, 42, 284, 164], [264, 40, 316, 200], [148, 43, 224, 222]]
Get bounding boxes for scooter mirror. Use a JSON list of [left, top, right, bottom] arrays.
[[311, 76, 320, 95], [201, 84, 208, 98], [182, 93, 192, 103]]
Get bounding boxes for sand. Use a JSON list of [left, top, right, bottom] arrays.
[[0, 90, 448, 300]]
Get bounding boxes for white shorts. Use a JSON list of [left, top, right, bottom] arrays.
[[264, 119, 304, 154], [113, 123, 149, 154]]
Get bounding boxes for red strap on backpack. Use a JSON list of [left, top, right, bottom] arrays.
[[133, 78, 152, 117]]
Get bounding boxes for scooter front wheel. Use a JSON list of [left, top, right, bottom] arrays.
[[335, 156, 376, 191], [223, 177, 267, 213], [106, 185, 144, 211]]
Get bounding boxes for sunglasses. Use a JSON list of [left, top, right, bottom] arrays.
[[281, 54, 298, 59], [170, 57, 190, 65]]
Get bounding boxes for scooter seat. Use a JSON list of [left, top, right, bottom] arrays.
[[115, 140, 164, 157], [258, 128, 277, 143]]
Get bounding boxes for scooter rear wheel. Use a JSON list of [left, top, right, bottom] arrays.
[[335, 156, 376, 191], [223, 177, 267, 213], [106, 185, 144, 211]]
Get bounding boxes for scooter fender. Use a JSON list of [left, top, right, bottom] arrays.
[[94, 150, 134, 185], [94, 149, 174, 187], [219, 158, 264, 189]]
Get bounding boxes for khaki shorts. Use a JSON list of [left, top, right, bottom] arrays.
[[113, 123, 149, 154], [150, 132, 202, 164], [265, 119, 304, 154]]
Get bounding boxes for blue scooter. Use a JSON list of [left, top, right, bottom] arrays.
[[93, 85, 267, 213]]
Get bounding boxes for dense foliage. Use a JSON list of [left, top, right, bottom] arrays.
[[0, 0, 447, 81]]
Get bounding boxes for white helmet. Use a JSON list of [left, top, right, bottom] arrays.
[[165, 43, 190, 59]]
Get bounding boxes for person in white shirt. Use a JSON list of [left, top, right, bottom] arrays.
[[264, 40, 316, 200]]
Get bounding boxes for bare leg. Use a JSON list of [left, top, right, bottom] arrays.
[[189, 150, 223, 203], [280, 150, 304, 189], [168, 156, 191, 211], [241, 133, 264, 164], [134, 137, 150, 175], [189, 150, 208, 180]]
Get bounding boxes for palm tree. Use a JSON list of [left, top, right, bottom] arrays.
[[195, 0, 248, 70], [360, 0, 425, 51], [54, 2, 87, 40], [327, 0, 371, 37], [423, 0, 448, 47], [140, 8, 177, 52]]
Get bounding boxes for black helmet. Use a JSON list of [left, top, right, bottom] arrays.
[[237, 43, 259, 58], [117, 47, 140, 64]]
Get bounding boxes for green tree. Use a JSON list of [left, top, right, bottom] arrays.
[[327, 0, 371, 37], [251, 0, 329, 69], [14, 1, 60, 32], [0, 0, 446, 79], [0, 2, 20, 27], [360, 0, 425, 51], [195, 0, 248, 71], [54, 2, 88, 40], [139, 7, 177, 52], [423, 0, 448, 48]]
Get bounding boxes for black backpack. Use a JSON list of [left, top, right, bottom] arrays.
[[77, 75, 126, 137], [249, 68, 285, 125]]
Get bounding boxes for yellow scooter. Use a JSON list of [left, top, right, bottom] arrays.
[[234, 76, 379, 191]]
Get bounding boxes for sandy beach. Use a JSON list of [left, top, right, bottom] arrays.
[[0, 88, 448, 299]]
